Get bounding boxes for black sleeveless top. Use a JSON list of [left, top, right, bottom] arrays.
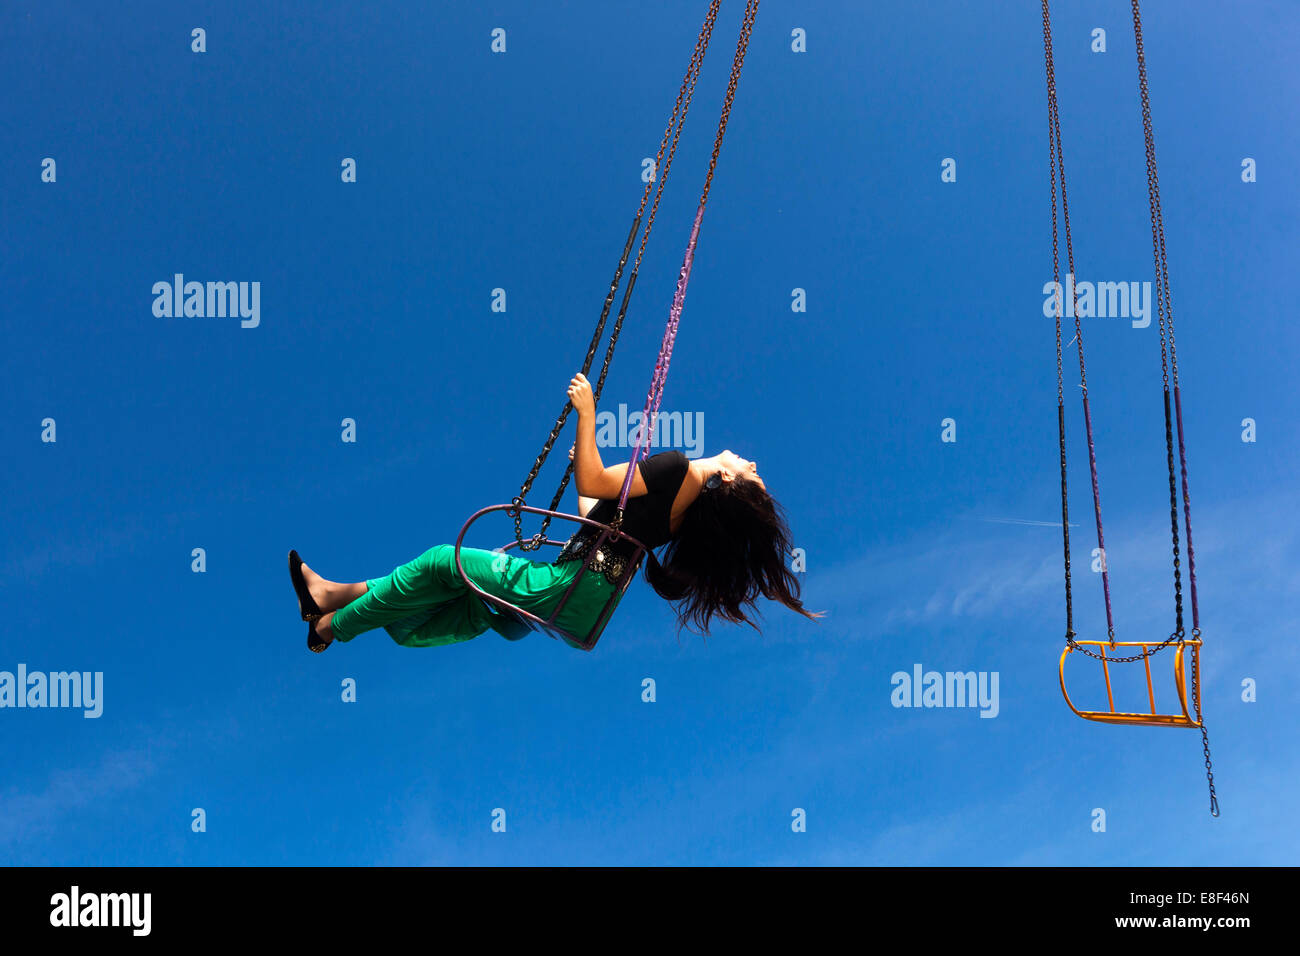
[[554, 450, 691, 584]]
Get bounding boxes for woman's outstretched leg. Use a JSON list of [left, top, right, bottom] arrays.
[[327, 545, 501, 648], [298, 561, 368, 612], [307, 544, 614, 651]]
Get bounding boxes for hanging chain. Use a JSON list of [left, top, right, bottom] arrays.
[[1045, 0, 1118, 648], [632, 1, 723, 274], [1187, 627, 1218, 815], [1066, 634, 1181, 664], [1050, 0, 1218, 814], [1132, 0, 1217, 815], [698, 0, 758, 210], [509, 1, 723, 549], [1131, 0, 1187, 638], [1133, 0, 1177, 391], [1163, 389, 1184, 633], [1043, 1, 1074, 643], [611, 0, 760, 533]]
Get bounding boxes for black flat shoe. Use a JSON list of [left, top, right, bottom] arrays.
[[307, 617, 330, 654], [290, 550, 330, 653], [289, 550, 323, 622]]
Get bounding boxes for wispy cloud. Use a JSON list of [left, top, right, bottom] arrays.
[[811, 485, 1300, 655], [0, 522, 150, 581], [0, 746, 158, 850]]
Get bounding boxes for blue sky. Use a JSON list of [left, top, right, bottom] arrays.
[[2, 0, 1296, 865]]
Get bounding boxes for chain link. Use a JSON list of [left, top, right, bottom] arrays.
[[1065, 633, 1181, 664]]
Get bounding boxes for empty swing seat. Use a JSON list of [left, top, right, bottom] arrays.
[[1059, 637, 1203, 728]]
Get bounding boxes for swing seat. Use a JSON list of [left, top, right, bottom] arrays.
[[1059, 637, 1203, 728], [454, 503, 658, 652]]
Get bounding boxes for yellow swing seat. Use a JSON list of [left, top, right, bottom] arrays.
[[1059, 637, 1203, 729]]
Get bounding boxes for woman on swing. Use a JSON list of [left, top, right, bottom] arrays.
[[289, 372, 821, 652]]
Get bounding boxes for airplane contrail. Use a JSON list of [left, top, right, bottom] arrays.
[[973, 516, 1078, 528]]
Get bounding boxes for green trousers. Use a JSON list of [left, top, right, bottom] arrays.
[[328, 544, 622, 650]]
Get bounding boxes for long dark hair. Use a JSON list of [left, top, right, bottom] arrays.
[[644, 474, 823, 635]]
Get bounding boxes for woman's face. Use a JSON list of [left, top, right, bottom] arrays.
[[719, 450, 765, 491]]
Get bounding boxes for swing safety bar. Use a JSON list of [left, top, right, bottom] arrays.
[[1059, 638, 1203, 728], [454, 503, 658, 652]]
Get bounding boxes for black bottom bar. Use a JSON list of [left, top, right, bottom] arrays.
[[1, 866, 1282, 941]]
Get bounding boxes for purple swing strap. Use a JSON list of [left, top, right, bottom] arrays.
[[1173, 386, 1199, 632], [617, 204, 704, 509], [1080, 393, 1116, 639]]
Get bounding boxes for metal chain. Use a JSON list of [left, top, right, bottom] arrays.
[[1043, 11, 1088, 394], [1047, 0, 1176, 663], [1189, 627, 1219, 815], [1045, 0, 1116, 647], [1132, 0, 1178, 390], [1132, 0, 1217, 815], [1131, 0, 1186, 634], [635, 0, 758, 440], [645, 0, 757, 424], [583, 0, 722, 420], [698, 0, 759, 210], [1066, 633, 1181, 664], [1045, 0, 1174, 666], [1163, 390, 1184, 634], [1042, 1, 1074, 642], [509, 2, 723, 549], [633, 0, 723, 273], [610, 0, 761, 533], [1049, 0, 1218, 814]]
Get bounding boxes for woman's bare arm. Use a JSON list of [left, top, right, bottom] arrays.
[[567, 373, 708, 532], [567, 373, 651, 500], [569, 446, 601, 517]]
